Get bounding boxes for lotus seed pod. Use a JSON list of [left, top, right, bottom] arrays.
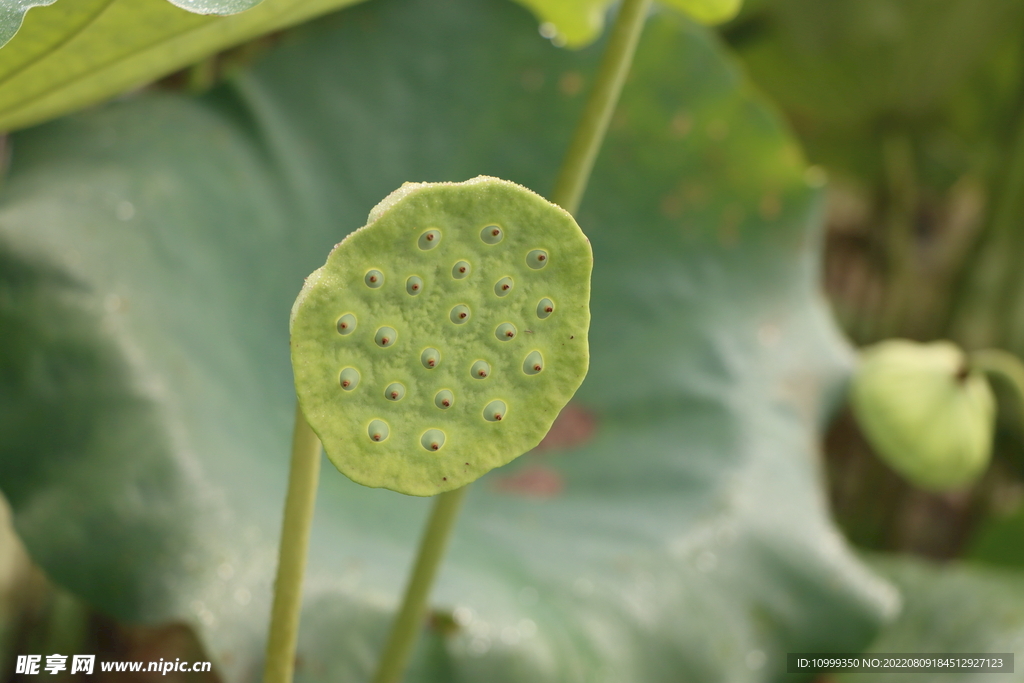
[[850, 339, 996, 492], [290, 176, 592, 496]]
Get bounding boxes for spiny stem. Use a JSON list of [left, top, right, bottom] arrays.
[[369, 2, 652, 681], [551, 0, 653, 214], [371, 486, 468, 683], [263, 404, 322, 683], [970, 348, 1024, 431]]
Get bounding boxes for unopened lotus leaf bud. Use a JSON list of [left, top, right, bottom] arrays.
[[290, 176, 592, 496], [850, 339, 995, 491]]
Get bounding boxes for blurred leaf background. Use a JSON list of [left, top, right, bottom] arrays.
[[1, 0, 1024, 681]]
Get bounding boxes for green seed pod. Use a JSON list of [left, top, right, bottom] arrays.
[[290, 176, 592, 496], [850, 339, 995, 492]]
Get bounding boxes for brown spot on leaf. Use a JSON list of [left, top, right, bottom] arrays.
[[759, 191, 781, 220], [660, 192, 684, 219], [559, 71, 583, 96], [534, 402, 597, 453], [428, 610, 460, 636], [492, 464, 564, 498], [670, 111, 692, 138]]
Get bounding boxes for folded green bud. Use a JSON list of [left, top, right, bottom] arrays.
[[850, 339, 995, 491]]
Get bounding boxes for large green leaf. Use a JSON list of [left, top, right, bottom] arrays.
[[0, 1, 56, 50], [838, 558, 1024, 683], [0, 0, 268, 50], [0, 0, 366, 133], [0, 0, 895, 680], [0, 0, 743, 136]]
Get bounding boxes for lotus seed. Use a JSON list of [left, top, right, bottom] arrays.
[[494, 277, 514, 297], [339, 367, 360, 390], [365, 269, 384, 287], [368, 419, 390, 442], [523, 351, 544, 375], [452, 260, 471, 279], [418, 229, 441, 250], [337, 313, 357, 335], [471, 360, 492, 379], [421, 347, 441, 369], [484, 400, 507, 422], [450, 304, 471, 324], [480, 225, 504, 244], [495, 323, 517, 341], [537, 298, 554, 319], [421, 429, 446, 451], [527, 250, 548, 270], [435, 389, 454, 409], [375, 326, 397, 347], [406, 276, 423, 295], [384, 382, 406, 401]]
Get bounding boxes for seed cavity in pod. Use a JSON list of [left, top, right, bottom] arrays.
[[523, 351, 544, 375], [435, 389, 454, 409], [384, 382, 406, 401], [421, 347, 441, 369], [526, 250, 548, 270], [337, 313, 357, 335], [537, 298, 554, 319], [450, 305, 471, 324], [365, 269, 384, 287], [471, 360, 492, 379], [494, 277, 514, 297], [421, 429, 446, 451], [495, 323, 517, 341], [484, 400, 507, 422], [406, 276, 423, 295], [452, 260, 471, 279], [418, 229, 441, 250], [339, 367, 360, 391], [368, 419, 389, 442], [375, 326, 397, 347], [481, 225, 503, 244]]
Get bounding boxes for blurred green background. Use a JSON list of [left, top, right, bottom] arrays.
[[1, 0, 1024, 681]]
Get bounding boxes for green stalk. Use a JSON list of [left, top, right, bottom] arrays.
[[551, 0, 653, 214], [371, 486, 468, 683], [369, 2, 652, 682], [263, 404, 323, 683], [970, 348, 1024, 430], [945, 89, 1024, 346], [875, 133, 918, 340]]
